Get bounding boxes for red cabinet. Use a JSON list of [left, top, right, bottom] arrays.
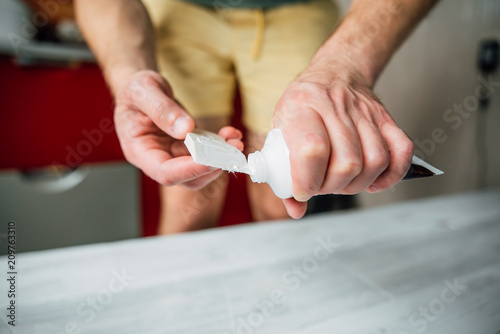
[[0, 58, 253, 237]]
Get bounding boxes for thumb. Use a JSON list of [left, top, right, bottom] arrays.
[[127, 73, 195, 139]]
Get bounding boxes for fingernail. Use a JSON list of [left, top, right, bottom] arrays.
[[172, 114, 191, 137], [367, 184, 380, 193], [294, 192, 311, 202]]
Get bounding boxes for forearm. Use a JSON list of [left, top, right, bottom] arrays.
[[306, 0, 438, 87], [74, 0, 157, 96]]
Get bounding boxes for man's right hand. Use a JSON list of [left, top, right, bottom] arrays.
[[114, 70, 243, 190], [74, 2, 243, 189]]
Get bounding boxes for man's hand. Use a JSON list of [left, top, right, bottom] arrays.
[[75, 1, 243, 190], [274, 65, 413, 218], [115, 70, 243, 190], [273, 0, 438, 218]]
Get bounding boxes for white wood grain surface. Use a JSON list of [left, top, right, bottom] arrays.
[[1, 189, 499, 334]]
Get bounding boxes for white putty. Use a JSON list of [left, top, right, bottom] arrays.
[[184, 129, 252, 174]]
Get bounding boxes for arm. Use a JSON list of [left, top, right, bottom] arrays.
[[74, 0, 242, 188], [276, 0, 439, 218], [308, 0, 438, 87], [74, 0, 156, 96]]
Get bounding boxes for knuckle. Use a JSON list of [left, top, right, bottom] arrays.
[[287, 90, 312, 103], [400, 138, 415, 158], [123, 78, 153, 103], [365, 150, 390, 172], [137, 73, 159, 88], [297, 133, 330, 160], [155, 100, 177, 125], [333, 158, 363, 179]]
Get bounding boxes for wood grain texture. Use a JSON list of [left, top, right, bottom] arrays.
[[1, 189, 499, 334]]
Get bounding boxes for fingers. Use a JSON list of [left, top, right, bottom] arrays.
[[219, 126, 244, 151], [156, 155, 222, 187], [126, 134, 220, 187], [277, 110, 330, 202], [126, 72, 195, 140], [282, 198, 308, 219], [183, 169, 224, 190], [317, 106, 364, 195], [367, 123, 414, 192], [115, 71, 246, 190], [340, 118, 389, 194], [275, 81, 412, 203], [218, 126, 243, 140]]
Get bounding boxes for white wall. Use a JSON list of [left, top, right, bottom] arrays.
[[335, 0, 500, 207]]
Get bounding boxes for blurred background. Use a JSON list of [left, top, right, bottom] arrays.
[[0, 0, 499, 254]]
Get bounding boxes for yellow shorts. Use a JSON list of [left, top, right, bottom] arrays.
[[143, 0, 340, 134]]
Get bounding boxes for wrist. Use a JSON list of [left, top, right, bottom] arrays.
[[106, 63, 157, 97], [298, 46, 374, 90], [303, 9, 391, 88]]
